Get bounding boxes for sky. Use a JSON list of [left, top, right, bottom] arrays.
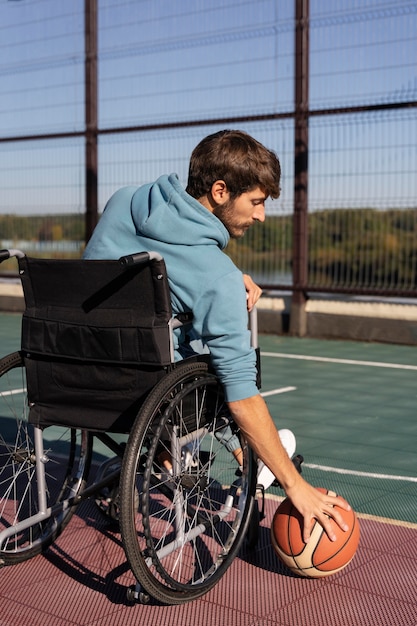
[[0, 0, 416, 215]]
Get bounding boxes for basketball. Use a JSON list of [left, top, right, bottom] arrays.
[[271, 488, 360, 577]]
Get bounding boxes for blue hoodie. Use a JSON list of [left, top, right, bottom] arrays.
[[83, 173, 258, 402]]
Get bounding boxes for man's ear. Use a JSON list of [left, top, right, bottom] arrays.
[[210, 180, 230, 206]]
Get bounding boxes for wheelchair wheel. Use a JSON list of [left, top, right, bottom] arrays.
[[0, 352, 92, 565], [119, 359, 256, 605]]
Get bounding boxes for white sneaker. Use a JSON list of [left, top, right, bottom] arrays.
[[278, 429, 297, 458], [257, 428, 296, 490]]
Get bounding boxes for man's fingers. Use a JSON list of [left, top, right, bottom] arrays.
[[303, 499, 351, 544], [303, 513, 337, 544], [332, 508, 350, 533], [243, 274, 262, 311], [334, 495, 352, 512], [302, 517, 315, 544]]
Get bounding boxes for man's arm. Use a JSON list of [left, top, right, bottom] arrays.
[[227, 394, 351, 543]]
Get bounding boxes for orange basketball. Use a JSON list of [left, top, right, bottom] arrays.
[[271, 488, 360, 578]]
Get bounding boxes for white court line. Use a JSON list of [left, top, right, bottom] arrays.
[[261, 386, 296, 398], [261, 352, 417, 371], [1, 387, 26, 397], [260, 352, 417, 484], [304, 462, 417, 483]]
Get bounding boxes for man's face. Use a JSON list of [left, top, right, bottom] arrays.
[[212, 186, 267, 239]]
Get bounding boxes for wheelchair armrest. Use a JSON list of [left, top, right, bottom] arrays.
[[0, 248, 25, 262], [119, 251, 163, 266]]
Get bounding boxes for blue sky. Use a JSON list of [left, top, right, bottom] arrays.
[[0, 0, 416, 214]]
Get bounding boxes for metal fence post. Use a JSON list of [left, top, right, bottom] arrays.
[[290, 0, 309, 336], [85, 0, 98, 243]]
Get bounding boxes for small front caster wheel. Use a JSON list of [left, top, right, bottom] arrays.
[[126, 586, 151, 604]]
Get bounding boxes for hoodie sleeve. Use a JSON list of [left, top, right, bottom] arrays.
[[191, 268, 259, 403]]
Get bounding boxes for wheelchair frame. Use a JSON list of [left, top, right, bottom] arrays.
[[0, 249, 258, 605]]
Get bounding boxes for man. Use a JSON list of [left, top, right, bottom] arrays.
[[84, 129, 350, 542]]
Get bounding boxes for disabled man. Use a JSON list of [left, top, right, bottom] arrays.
[[84, 129, 350, 543]]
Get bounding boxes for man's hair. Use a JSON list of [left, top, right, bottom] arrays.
[[186, 129, 281, 200]]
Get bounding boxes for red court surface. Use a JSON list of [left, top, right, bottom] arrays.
[[1, 495, 416, 626]]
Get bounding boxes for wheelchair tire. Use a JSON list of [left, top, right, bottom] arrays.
[[0, 352, 92, 565], [119, 359, 256, 605]]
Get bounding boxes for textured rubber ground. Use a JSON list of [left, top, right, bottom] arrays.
[[0, 496, 416, 626]]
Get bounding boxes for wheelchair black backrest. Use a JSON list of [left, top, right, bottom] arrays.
[[19, 254, 174, 432]]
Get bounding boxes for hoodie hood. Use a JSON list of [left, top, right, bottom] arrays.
[[130, 174, 230, 250]]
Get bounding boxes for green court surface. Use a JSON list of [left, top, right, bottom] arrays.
[[257, 334, 416, 525], [1, 311, 416, 525]]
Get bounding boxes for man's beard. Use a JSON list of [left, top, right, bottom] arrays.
[[212, 200, 251, 239]]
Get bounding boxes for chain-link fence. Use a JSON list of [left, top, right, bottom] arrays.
[[0, 0, 416, 298]]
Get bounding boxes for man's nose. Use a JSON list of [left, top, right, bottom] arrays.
[[253, 206, 265, 222]]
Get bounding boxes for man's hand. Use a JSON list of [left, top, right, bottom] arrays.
[[285, 481, 351, 544], [243, 274, 262, 311]]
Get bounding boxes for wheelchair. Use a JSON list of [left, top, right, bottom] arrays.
[[0, 248, 259, 605]]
